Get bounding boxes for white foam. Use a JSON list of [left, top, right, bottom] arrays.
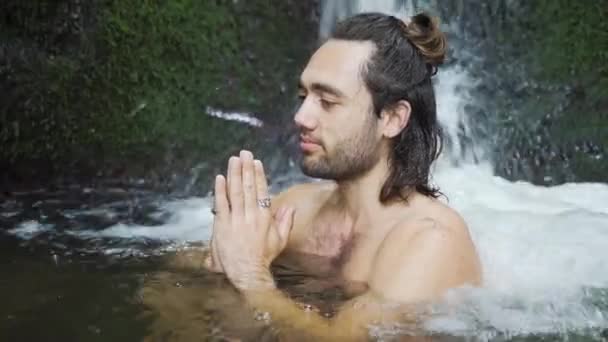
[[424, 163, 608, 338], [8, 220, 52, 239], [71, 197, 214, 243]]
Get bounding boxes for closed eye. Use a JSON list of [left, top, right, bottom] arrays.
[[319, 98, 335, 110], [297, 86, 336, 110], [297, 93, 307, 103]]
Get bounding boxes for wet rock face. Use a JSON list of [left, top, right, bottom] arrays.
[[1, 1, 92, 185], [430, 0, 608, 185], [0, 0, 319, 191]]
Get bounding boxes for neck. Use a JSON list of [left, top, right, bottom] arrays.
[[334, 157, 391, 229]]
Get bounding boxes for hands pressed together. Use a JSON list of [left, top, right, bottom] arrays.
[[204, 150, 295, 291]]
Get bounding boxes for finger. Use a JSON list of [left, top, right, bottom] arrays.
[[211, 175, 228, 272], [277, 207, 295, 248], [207, 227, 220, 272], [228, 156, 243, 218], [254, 159, 271, 219], [204, 255, 213, 270], [253, 159, 269, 199], [275, 206, 286, 222], [214, 175, 230, 218], [203, 254, 223, 273], [240, 150, 257, 221], [210, 235, 224, 272], [208, 223, 219, 270], [225, 158, 231, 208]]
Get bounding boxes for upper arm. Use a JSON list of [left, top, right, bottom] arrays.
[[368, 221, 470, 303], [330, 222, 468, 333]]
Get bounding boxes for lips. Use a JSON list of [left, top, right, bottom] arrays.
[[299, 135, 321, 152], [300, 135, 321, 145]]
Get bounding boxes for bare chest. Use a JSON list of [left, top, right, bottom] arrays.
[[284, 215, 386, 286]]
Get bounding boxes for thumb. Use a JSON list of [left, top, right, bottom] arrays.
[[276, 207, 295, 245], [203, 255, 214, 271], [203, 254, 223, 273]]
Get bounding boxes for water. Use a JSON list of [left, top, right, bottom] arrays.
[[2, 0, 608, 341]]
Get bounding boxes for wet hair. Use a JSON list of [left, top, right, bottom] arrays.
[[331, 12, 446, 202]]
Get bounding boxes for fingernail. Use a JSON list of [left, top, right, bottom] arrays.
[[240, 150, 253, 159]]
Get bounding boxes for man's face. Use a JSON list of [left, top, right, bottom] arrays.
[[295, 39, 382, 181]]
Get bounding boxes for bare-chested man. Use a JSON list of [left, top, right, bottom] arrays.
[[205, 12, 482, 341]]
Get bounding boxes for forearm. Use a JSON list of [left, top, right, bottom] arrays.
[[233, 268, 370, 341], [240, 274, 430, 341], [242, 286, 368, 342]]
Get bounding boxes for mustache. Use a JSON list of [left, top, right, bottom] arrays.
[[299, 134, 322, 145]]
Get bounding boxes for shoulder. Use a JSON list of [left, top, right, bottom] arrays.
[[377, 216, 462, 266], [389, 200, 477, 266], [369, 203, 481, 301], [387, 196, 470, 245]]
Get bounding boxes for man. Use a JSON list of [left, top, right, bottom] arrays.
[[205, 12, 482, 341]]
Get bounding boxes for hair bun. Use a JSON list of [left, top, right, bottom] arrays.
[[403, 13, 447, 69]]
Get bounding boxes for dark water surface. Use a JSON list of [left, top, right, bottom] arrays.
[[0, 241, 151, 341], [0, 186, 160, 341], [2, 186, 607, 341], [0, 186, 345, 341], [0, 242, 352, 341]]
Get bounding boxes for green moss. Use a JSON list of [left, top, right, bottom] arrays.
[[531, 2, 608, 182], [524, 1, 608, 82], [90, 1, 241, 155], [1, 0, 316, 184], [487, 1, 608, 183]]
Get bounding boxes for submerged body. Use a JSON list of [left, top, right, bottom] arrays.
[[272, 181, 482, 301]]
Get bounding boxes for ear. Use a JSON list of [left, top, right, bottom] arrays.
[[381, 100, 411, 138]]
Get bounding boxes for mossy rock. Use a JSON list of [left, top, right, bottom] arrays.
[[0, 0, 318, 189]]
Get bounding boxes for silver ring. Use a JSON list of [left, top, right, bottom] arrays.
[[211, 198, 270, 214], [257, 197, 271, 208]]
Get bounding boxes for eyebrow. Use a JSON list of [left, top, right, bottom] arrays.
[[298, 80, 346, 99]]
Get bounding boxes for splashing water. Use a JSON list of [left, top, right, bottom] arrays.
[[3, 0, 608, 340]]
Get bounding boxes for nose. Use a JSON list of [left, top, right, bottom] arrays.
[[294, 97, 318, 131]]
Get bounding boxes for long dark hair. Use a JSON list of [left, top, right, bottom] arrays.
[[331, 12, 446, 202]]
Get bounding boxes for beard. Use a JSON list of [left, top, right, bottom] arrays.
[[300, 117, 381, 181]]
